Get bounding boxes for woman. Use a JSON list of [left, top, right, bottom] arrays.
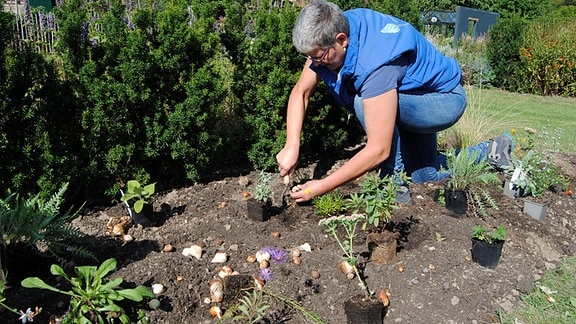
[[276, 0, 511, 203]]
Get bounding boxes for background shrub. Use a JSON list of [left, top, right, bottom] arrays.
[[1, 0, 360, 204], [486, 15, 528, 92], [2, 0, 573, 207], [517, 7, 576, 96]]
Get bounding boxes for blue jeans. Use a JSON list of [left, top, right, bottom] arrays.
[[353, 84, 481, 183]]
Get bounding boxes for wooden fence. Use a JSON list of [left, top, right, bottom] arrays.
[[11, 8, 58, 53], [5, 0, 306, 54]]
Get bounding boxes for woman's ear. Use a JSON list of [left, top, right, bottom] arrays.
[[335, 32, 348, 48]]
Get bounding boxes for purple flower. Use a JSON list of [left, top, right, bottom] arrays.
[[261, 246, 288, 264], [259, 268, 272, 281]]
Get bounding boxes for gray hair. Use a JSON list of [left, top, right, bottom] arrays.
[[292, 0, 349, 53]]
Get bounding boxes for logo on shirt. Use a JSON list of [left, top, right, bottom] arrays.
[[380, 23, 400, 34]]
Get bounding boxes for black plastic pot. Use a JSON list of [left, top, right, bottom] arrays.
[[245, 198, 271, 222], [471, 237, 504, 269], [445, 189, 468, 214], [132, 203, 153, 227], [344, 294, 384, 324]]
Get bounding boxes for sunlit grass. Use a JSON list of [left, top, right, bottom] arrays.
[[458, 87, 576, 154], [499, 256, 576, 323]]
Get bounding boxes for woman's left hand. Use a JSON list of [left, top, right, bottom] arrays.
[[290, 180, 324, 203]]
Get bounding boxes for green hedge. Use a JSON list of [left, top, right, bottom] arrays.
[[1, 0, 357, 204], [6, 0, 570, 205]]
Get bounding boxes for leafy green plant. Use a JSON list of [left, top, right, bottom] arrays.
[[312, 191, 345, 217], [344, 174, 399, 228], [120, 180, 156, 213], [21, 258, 154, 324], [230, 289, 270, 323], [435, 188, 446, 206], [503, 149, 568, 198], [0, 183, 95, 272], [319, 214, 370, 297], [472, 225, 507, 244], [253, 171, 273, 203], [445, 149, 500, 217], [446, 149, 501, 191]]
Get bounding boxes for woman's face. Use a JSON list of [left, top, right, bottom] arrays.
[[306, 33, 348, 71]]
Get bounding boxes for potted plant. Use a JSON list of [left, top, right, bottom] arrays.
[[471, 225, 506, 269], [503, 149, 568, 221], [319, 214, 386, 323], [444, 149, 500, 216], [344, 174, 400, 229], [502, 150, 539, 199], [245, 171, 273, 222], [344, 174, 400, 263], [120, 179, 156, 226]]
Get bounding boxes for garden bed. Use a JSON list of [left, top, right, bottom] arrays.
[[2, 151, 575, 323]]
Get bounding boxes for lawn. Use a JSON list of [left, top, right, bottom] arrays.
[[469, 87, 576, 154]]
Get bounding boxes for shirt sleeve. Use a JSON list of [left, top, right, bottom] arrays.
[[359, 56, 408, 99]]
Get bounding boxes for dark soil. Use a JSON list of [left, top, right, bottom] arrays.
[[2, 151, 576, 324]]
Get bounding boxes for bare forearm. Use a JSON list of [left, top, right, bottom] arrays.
[[285, 91, 307, 148], [318, 146, 389, 193]]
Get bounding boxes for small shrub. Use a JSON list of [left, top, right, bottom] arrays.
[[445, 149, 500, 191], [503, 149, 569, 197], [344, 174, 399, 228], [486, 15, 528, 91], [254, 171, 273, 203], [313, 191, 345, 217], [472, 225, 507, 244]]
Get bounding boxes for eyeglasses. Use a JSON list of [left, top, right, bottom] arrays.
[[302, 47, 330, 63]]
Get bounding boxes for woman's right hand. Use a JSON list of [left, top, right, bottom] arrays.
[[276, 146, 299, 177]]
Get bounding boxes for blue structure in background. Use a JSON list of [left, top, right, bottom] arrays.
[[453, 6, 499, 48]]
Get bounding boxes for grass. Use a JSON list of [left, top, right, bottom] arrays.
[[461, 87, 576, 154], [499, 256, 576, 323]]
